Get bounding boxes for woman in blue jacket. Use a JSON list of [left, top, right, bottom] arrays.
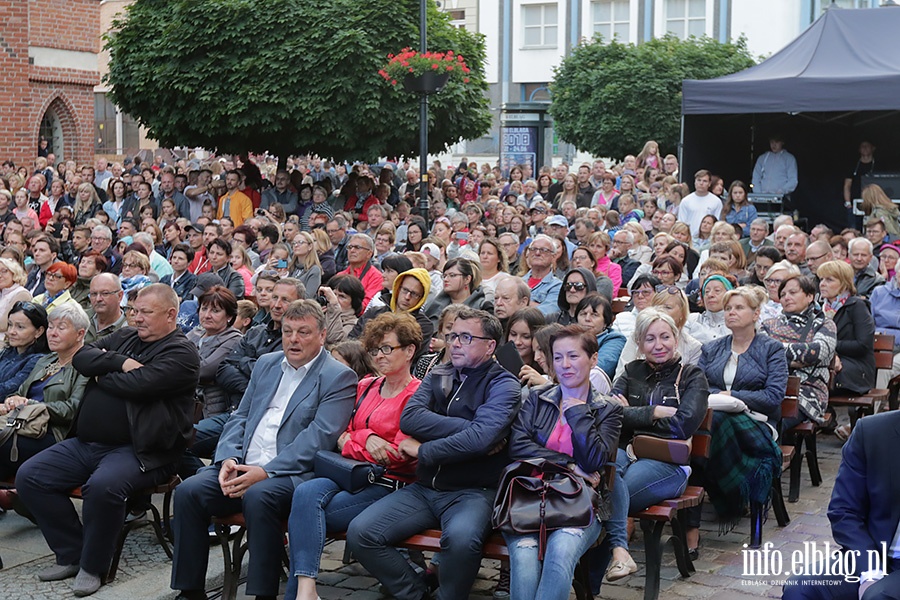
[[574, 293, 626, 379], [688, 285, 788, 556]]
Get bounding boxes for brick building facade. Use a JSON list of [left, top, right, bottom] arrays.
[[1, 0, 99, 168]]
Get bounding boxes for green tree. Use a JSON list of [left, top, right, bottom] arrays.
[[104, 0, 490, 161], [549, 34, 756, 159]]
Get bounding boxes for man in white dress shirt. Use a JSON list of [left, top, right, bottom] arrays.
[[170, 300, 357, 600]]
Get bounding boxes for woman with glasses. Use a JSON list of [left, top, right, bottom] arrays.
[[612, 275, 662, 340], [0, 303, 88, 491], [33, 262, 78, 314], [550, 267, 602, 326], [761, 275, 836, 429], [423, 257, 491, 329], [505, 325, 622, 600], [287, 231, 323, 299], [651, 255, 683, 288], [284, 312, 422, 600], [575, 293, 626, 379], [760, 261, 801, 323], [741, 246, 781, 288], [603, 309, 709, 583], [0, 257, 33, 343], [0, 300, 49, 398]]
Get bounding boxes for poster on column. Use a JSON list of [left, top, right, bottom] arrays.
[[500, 126, 537, 180]]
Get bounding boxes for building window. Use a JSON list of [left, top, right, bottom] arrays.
[[665, 0, 705, 39], [818, 0, 874, 11], [522, 3, 558, 48], [592, 0, 630, 43], [446, 8, 466, 29]]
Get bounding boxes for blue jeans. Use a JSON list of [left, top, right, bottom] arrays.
[[347, 483, 494, 600], [284, 478, 391, 600], [504, 517, 602, 600]]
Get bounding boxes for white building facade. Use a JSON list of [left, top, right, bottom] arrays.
[[442, 0, 884, 162]]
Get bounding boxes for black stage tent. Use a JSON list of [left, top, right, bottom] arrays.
[[681, 6, 900, 231]]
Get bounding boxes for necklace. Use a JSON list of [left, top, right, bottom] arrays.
[[43, 360, 63, 380]]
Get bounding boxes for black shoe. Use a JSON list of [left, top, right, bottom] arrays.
[[688, 547, 700, 561], [173, 591, 208, 600]]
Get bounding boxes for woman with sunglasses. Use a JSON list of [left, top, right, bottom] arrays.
[[0, 300, 49, 398], [549, 267, 601, 326], [569, 248, 614, 301], [285, 312, 421, 600]]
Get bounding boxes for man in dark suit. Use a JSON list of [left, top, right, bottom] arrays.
[[783, 410, 900, 599], [170, 299, 357, 600], [740, 218, 775, 266]]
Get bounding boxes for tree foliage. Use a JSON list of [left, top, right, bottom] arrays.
[[549, 35, 756, 159], [104, 0, 491, 161]]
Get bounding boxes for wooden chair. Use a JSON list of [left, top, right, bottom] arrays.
[[629, 408, 713, 600], [828, 333, 895, 427], [611, 297, 630, 315], [781, 375, 822, 502], [212, 513, 291, 600]]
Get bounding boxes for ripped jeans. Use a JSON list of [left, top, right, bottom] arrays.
[[503, 517, 603, 600]]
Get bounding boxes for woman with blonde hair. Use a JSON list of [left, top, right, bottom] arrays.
[[0, 257, 32, 341], [288, 231, 323, 298], [311, 227, 336, 282], [860, 184, 900, 239], [760, 260, 801, 323], [622, 222, 653, 264], [72, 182, 102, 225]]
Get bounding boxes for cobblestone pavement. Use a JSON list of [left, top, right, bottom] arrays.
[[0, 432, 845, 600]]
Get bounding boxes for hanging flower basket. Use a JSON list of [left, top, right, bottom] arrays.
[[379, 48, 472, 91]]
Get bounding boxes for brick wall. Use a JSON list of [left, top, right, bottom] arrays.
[[0, 0, 99, 168]]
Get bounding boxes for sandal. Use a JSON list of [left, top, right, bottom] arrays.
[[605, 556, 638, 582], [819, 411, 838, 434], [835, 424, 851, 442]]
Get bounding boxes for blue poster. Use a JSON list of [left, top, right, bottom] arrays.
[[500, 126, 537, 179]]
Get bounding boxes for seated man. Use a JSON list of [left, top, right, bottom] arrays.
[[170, 299, 357, 600], [17, 284, 200, 596], [347, 307, 521, 600], [783, 410, 900, 599]]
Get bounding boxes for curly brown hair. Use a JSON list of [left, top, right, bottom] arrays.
[[360, 312, 423, 355]]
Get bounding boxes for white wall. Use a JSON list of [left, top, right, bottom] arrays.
[[512, 0, 568, 83], [731, 0, 802, 58], [480, 1, 501, 83]]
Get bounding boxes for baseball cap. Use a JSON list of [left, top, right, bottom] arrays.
[[189, 272, 225, 298], [421, 243, 440, 259], [183, 222, 204, 233], [546, 215, 568, 228]]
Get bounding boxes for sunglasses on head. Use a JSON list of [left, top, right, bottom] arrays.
[[654, 285, 681, 295]]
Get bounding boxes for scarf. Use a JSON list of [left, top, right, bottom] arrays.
[[824, 292, 849, 318]]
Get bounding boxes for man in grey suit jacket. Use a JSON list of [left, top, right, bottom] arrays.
[[170, 299, 357, 600]]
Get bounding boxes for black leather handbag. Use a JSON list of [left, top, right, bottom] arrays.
[[313, 450, 386, 494], [491, 458, 597, 559]]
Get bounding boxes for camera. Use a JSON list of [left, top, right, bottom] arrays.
[[316, 294, 328, 307], [256, 209, 266, 216]]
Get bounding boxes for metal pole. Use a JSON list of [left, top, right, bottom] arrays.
[[418, 0, 431, 231]]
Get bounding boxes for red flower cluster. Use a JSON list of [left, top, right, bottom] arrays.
[[380, 48, 473, 86]]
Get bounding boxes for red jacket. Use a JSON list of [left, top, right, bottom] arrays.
[[339, 261, 382, 310], [342, 376, 421, 478]]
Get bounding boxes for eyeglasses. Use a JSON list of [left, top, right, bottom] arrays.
[[444, 332, 493, 345], [655, 285, 681, 295], [652, 269, 673, 276], [12, 301, 41, 317], [90, 236, 109, 241], [125, 305, 136, 315], [529, 246, 554, 255], [443, 271, 464, 279], [122, 262, 140, 270], [632, 289, 654, 297], [292, 240, 309, 247], [764, 278, 784, 287], [565, 282, 586, 292], [346, 244, 369, 252], [398, 286, 423, 299], [368, 344, 403, 357], [45, 272, 66, 281], [89, 290, 120, 299], [806, 253, 828, 262]]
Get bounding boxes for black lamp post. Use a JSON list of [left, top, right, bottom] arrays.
[[417, 0, 430, 231]]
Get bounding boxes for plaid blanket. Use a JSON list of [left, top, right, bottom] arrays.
[[703, 411, 782, 530]]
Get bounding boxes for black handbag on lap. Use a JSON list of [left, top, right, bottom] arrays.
[[313, 450, 386, 494]]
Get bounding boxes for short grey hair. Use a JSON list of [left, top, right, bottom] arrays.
[[498, 275, 531, 302], [50, 302, 90, 331], [750, 218, 769, 230], [848, 236, 873, 255], [274, 276, 307, 300], [282, 299, 326, 331], [133, 232, 154, 251], [92, 225, 113, 240], [633, 308, 680, 351], [350, 233, 374, 253], [614, 229, 634, 244]]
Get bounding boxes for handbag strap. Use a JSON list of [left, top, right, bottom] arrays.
[[350, 377, 382, 422]]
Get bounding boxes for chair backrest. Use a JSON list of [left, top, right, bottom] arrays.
[[782, 375, 800, 420], [616, 287, 630, 298], [874, 333, 895, 371], [611, 297, 629, 315]]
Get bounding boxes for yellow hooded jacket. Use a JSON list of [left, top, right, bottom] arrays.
[[390, 268, 432, 313]]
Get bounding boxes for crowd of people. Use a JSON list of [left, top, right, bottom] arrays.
[[0, 145, 896, 600]]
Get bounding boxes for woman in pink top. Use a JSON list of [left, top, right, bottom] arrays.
[[587, 231, 623, 291], [506, 325, 622, 600]]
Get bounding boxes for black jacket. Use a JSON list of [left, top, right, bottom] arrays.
[[160, 271, 198, 303], [70, 327, 200, 471], [216, 319, 282, 410], [612, 358, 709, 447], [400, 358, 520, 491], [832, 295, 877, 395], [509, 383, 622, 476]]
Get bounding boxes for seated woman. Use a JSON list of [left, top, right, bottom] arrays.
[[611, 275, 661, 340], [686, 286, 788, 556], [574, 293, 626, 380], [506, 325, 622, 600], [0, 301, 49, 398], [0, 257, 32, 343], [521, 323, 612, 394], [603, 309, 709, 581], [330, 340, 377, 381], [586, 232, 622, 291], [187, 286, 243, 418], [33, 262, 78, 313], [285, 312, 422, 600], [119, 250, 153, 303], [759, 261, 801, 324], [818, 260, 876, 440], [569, 249, 614, 300], [287, 231, 323, 299], [319, 274, 366, 349], [0, 303, 88, 483], [684, 273, 736, 344], [650, 255, 684, 290], [761, 275, 836, 429], [549, 267, 601, 326], [615, 286, 702, 379], [740, 246, 781, 287], [505, 307, 546, 375]]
